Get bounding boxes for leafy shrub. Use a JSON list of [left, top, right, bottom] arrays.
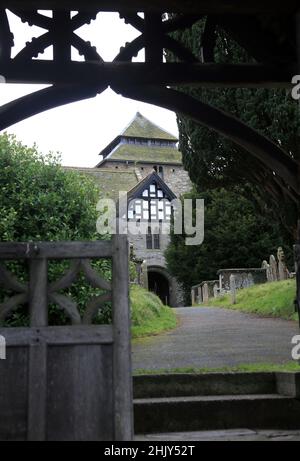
[[0, 133, 112, 326]]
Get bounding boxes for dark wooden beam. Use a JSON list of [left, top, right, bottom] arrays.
[[0, 61, 295, 87], [0, 83, 106, 132], [0, 240, 113, 259], [0, 0, 298, 14]]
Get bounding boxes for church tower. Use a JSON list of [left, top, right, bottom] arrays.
[[96, 112, 191, 306], [66, 112, 192, 306]]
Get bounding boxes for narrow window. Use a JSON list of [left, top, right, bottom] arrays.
[[153, 232, 160, 249], [146, 227, 152, 249]]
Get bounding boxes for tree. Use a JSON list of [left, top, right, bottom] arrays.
[[169, 21, 299, 238], [165, 187, 293, 304], [0, 133, 111, 325], [0, 133, 99, 242]]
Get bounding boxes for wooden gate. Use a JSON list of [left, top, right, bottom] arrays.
[[0, 235, 133, 441]]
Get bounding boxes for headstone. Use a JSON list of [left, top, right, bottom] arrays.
[[140, 260, 148, 289], [197, 286, 202, 303], [262, 260, 272, 282], [219, 273, 223, 291], [229, 274, 236, 304], [246, 273, 254, 287], [277, 247, 289, 281], [191, 288, 195, 305], [202, 283, 209, 303], [269, 254, 278, 282], [213, 283, 219, 298]]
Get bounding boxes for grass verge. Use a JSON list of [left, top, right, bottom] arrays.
[[205, 279, 298, 321], [130, 284, 177, 339], [133, 361, 300, 375]]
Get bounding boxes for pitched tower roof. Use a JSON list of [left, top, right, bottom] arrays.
[[121, 112, 178, 141], [96, 112, 181, 167]]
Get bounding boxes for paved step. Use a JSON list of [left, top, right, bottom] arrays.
[[134, 394, 300, 434], [133, 372, 277, 399], [135, 429, 300, 441]]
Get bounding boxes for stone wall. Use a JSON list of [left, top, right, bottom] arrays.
[[128, 231, 183, 307], [138, 164, 192, 197], [192, 269, 267, 305], [191, 280, 219, 305], [218, 268, 267, 291], [103, 161, 192, 197]]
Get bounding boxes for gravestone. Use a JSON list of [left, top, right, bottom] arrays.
[[245, 273, 254, 288], [262, 260, 272, 282], [213, 283, 219, 298], [197, 286, 202, 303], [230, 274, 236, 304], [191, 289, 195, 305], [269, 255, 278, 282], [140, 260, 148, 289], [202, 283, 209, 303], [277, 247, 289, 281]]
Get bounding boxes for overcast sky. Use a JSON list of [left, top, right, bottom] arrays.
[[0, 11, 178, 167]]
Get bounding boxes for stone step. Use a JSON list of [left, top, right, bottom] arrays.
[[133, 372, 277, 399], [135, 429, 300, 441], [134, 394, 300, 434]]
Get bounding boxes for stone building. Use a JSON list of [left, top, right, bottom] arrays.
[[66, 112, 192, 306]]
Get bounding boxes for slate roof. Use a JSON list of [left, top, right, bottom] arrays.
[[121, 112, 178, 141], [97, 112, 179, 165], [104, 143, 182, 164], [63, 167, 138, 200]]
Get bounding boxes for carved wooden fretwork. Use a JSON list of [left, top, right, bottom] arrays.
[[0, 242, 112, 325]]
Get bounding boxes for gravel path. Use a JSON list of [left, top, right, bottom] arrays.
[[132, 307, 299, 370]]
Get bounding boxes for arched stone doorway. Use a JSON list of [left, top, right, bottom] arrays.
[[148, 270, 170, 305]]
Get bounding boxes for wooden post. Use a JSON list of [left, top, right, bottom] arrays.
[[112, 234, 133, 441], [295, 11, 300, 329], [28, 254, 48, 440], [27, 339, 47, 441], [29, 258, 48, 327], [144, 13, 163, 64]]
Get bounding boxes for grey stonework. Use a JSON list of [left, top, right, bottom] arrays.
[[101, 160, 192, 198], [218, 268, 267, 291], [144, 165, 191, 198], [92, 113, 191, 307], [277, 247, 290, 280], [191, 280, 219, 305], [128, 231, 184, 307], [230, 274, 237, 305], [269, 254, 278, 281], [262, 248, 294, 283]]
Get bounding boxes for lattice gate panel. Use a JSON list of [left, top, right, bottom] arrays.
[[0, 235, 133, 441]]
